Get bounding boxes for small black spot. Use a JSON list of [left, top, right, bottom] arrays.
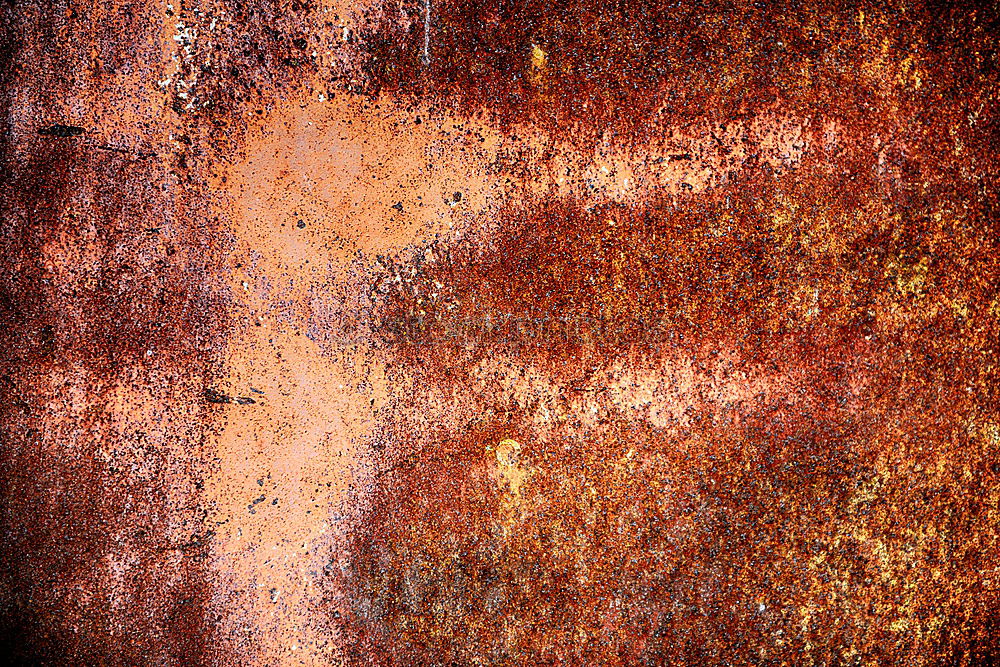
[[38, 124, 85, 138], [205, 387, 232, 404], [392, 201, 404, 212], [297, 220, 306, 229]]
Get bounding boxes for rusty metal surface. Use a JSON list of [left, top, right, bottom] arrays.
[[1, 0, 999, 665]]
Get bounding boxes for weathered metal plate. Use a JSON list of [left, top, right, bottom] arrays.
[[1, 1, 998, 664]]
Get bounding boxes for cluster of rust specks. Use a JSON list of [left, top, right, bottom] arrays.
[[2, 0, 999, 665]]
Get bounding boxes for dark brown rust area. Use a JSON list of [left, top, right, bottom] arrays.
[[357, 0, 997, 134], [0, 2, 235, 664], [0, 133, 218, 663], [371, 165, 992, 374]]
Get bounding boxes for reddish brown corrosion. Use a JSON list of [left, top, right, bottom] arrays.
[[357, 0, 996, 135], [2, 0, 999, 665], [344, 182, 1000, 663]]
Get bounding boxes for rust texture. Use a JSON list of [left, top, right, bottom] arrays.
[[1, 0, 999, 665]]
